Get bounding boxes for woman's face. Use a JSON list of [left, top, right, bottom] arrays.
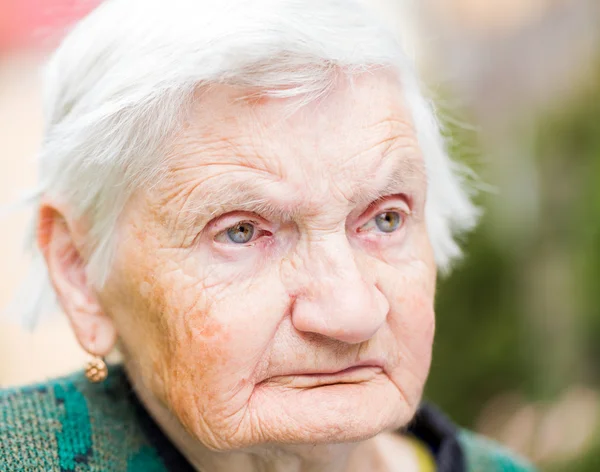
[[100, 71, 436, 451]]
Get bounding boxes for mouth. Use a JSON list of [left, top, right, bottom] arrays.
[[262, 363, 384, 389]]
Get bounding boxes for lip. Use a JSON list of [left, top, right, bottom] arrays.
[[261, 361, 385, 388], [289, 361, 384, 377], [278, 359, 385, 376]]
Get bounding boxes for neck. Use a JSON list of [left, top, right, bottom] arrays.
[[126, 367, 419, 472]]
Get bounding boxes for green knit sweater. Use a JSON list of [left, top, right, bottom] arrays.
[[0, 366, 536, 471]]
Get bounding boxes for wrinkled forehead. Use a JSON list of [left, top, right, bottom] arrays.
[[160, 71, 426, 212]]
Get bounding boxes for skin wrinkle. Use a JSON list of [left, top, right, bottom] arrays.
[[159, 99, 425, 239], [89, 73, 437, 471], [178, 148, 423, 226]]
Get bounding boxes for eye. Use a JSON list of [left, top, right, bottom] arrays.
[[215, 222, 257, 244], [375, 211, 402, 233], [359, 210, 405, 234]]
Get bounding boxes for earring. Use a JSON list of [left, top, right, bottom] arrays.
[[85, 356, 108, 383]]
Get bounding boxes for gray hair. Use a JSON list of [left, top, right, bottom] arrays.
[[18, 0, 478, 328]]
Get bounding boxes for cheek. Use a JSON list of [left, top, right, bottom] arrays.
[[378, 256, 436, 402], [391, 291, 435, 371], [157, 269, 293, 445], [161, 266, 285, 364], [152, 260, 290, 393], [384, 230, 436, 358]]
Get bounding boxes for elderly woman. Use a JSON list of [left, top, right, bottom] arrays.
[[0, 1, 535, 471]]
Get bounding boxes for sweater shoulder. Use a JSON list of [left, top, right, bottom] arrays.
[[0, 365, 165, 471], [458, 429, 537, 472]]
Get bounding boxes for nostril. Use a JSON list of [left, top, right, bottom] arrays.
[[329, 322, 382, 345]]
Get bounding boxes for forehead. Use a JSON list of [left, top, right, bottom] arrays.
[[163, 71, 425, 211]]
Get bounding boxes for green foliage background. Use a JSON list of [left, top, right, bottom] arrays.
[[425, 64, 600, 471]]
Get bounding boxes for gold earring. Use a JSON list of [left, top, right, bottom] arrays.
[[85, 356, 108, 383]]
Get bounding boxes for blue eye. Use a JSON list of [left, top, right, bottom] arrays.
[[226, 222, 255, 244], [374, 211, 402, 233]]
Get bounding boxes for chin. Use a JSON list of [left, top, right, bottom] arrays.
[[241, 375, 416, 447]]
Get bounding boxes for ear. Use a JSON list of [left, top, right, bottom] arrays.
[[37, 199, 117, 357]]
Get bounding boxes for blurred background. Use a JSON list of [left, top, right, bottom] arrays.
[[0, 1, 599, 470]]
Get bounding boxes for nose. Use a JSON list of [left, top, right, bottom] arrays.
[[290, 234, 389, 344]]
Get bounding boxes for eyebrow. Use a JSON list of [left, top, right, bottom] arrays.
[[179, 177, 297, 223], [177, 153, 426, 226], [350, 154, 425, 206]]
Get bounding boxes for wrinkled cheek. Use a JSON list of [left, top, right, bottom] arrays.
[[389, 261, 436, 371], [165, 324, 260, 448], [385, 278, 436, 408], [157, 294, 260, 427], [125, 279, 216, 406], [161, 322, 242, 440], [400, 293, 435, 375], [159, 298, 230, 397]]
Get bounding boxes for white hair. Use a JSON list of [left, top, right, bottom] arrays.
[[16, 0, 478, 328]]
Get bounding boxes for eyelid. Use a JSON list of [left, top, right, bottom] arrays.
[[358, 195, 411, 222], [207, 211, 269, 234], [208, 212, 274, 246], [214, 222, 257, 244]]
